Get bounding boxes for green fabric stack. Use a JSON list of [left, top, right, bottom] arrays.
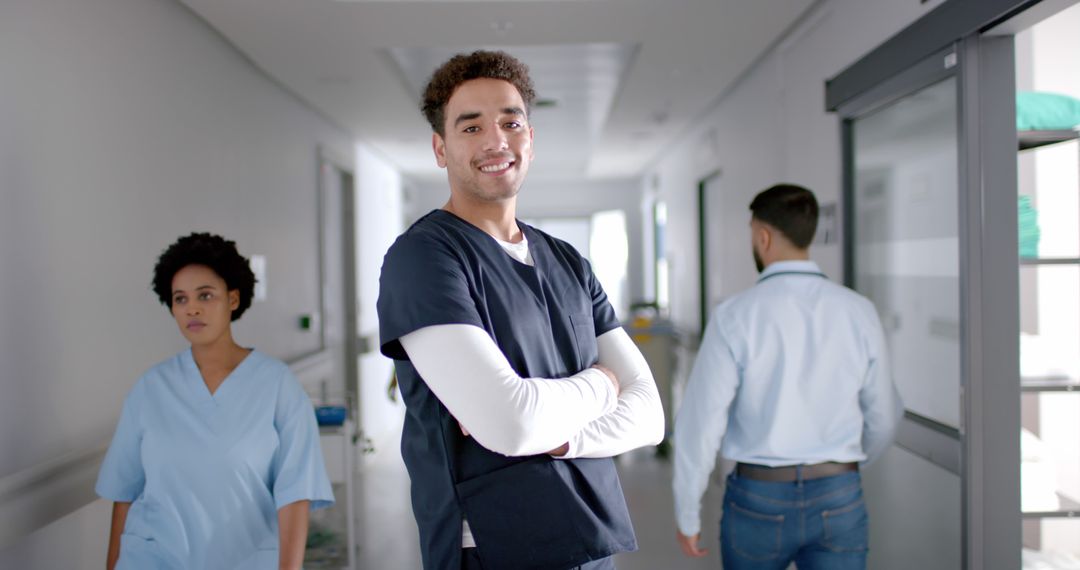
[[1017, 91, 1080, 131], [1018, 195, 1040, 259]]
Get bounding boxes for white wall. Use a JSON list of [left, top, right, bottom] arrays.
[[0, 0, 352, 564]]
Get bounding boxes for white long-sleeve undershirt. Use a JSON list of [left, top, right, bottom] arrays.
[[400, 324, 614, 456], [569, 327, 666, 458]]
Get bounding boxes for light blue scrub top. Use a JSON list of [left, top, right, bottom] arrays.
[[96, 349, 334, 569]]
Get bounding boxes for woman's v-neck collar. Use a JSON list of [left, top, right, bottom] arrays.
[[183, 347, 257, 405]]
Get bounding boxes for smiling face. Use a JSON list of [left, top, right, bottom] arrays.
[[433, 78, 534, 205], [170, 264, 239, 348]]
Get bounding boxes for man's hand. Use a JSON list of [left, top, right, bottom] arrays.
[[591, 364, 619, 395], [548, 442, 569, 457], [676, 530, 708, 558]]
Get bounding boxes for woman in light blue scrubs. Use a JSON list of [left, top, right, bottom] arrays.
[[96, 233, 334, 570]]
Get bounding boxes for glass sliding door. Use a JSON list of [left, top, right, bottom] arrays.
[[840, 51, 964, 569], [833, 32, 1021, 567], [829, 2, 1048, 567], [852, 76, 962, 430]]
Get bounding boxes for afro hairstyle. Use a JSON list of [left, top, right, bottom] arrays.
[[151, 232, 256, 321]]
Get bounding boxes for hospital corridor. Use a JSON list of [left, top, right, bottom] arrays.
[[3, 0, 1080, 568]]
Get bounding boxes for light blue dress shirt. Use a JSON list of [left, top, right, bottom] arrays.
[[673, 260, 903, 536], [96, 349, 334, 569]]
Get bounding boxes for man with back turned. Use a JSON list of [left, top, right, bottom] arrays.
[[673, 184, 903, 569]]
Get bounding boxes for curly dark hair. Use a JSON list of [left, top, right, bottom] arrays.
[[749, 184, 820, 249], [421, 50, 536, 136], [152, 232, 256, 321]]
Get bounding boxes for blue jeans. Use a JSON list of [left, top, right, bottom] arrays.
[[720, 470, 868, 570]]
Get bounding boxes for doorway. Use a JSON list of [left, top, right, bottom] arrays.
[[697, 170, 722, 336]]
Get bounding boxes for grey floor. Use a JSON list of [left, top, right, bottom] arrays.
[[353, 436, 724, 570]]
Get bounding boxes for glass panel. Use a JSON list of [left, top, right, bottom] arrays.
[[863, 446, 962, 569], [852, 77, 961, 428], [1023, 519, 1080, 568]]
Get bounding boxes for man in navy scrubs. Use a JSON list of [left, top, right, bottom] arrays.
[[377, 51, 665, 570]]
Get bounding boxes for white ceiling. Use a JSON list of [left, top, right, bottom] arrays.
[[179, 0, 816, 183]]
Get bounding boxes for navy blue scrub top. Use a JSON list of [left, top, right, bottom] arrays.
[[378, 209, 638, 570]]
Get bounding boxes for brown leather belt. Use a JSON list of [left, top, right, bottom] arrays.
[[735, 461, 858, 482]]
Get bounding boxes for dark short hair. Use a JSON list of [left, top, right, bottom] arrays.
[[152, 232, 256, 321], [421, 50, 536, 136], [749, 184, 819, 249]]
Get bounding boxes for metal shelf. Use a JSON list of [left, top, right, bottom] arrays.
[[1022, 377, 1080, 392], [1015, 124, 1080, 534], [1023, 492, 1080, 519], [1019, 258, 1080, 267], [1018, 129, 1079, 151]]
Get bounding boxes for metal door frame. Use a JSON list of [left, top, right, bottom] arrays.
[[318, 147, 360, 425], [697, 169, 722, 336], [828, 7, 1024, 567]]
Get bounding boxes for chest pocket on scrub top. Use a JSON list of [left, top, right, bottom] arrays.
[[568, 312, 597, 368]]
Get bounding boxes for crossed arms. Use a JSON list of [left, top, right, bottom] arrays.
[[400, 324, 665, 458]]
